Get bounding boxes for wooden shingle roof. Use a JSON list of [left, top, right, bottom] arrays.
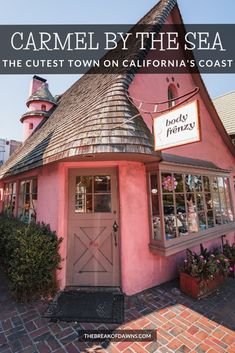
[[0, 0, 177, 179], [213, 91, 235, 136]]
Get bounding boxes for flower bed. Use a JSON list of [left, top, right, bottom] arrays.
[[179, 245, 230, 299]]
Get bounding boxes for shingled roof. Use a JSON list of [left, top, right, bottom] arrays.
[[0, 0, 177, 179], [213, 91, 235, 136]]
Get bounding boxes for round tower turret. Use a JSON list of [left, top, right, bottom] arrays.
[[21, 76, 57, 141]]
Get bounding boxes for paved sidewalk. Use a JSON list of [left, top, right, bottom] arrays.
[[0, 270, 234, 353]]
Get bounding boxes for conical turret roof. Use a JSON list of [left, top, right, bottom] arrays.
[[26, 83, 57, 107]]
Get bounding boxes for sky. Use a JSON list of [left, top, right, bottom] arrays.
[[0, 0, 235, 141]]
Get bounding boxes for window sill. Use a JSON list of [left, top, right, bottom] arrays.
[[149, 222, 235, 256]]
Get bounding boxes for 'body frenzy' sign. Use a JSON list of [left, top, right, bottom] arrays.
[[153, 100, 200, 151]]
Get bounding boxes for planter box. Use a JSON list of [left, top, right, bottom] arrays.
[[180, 272, 225, 299]]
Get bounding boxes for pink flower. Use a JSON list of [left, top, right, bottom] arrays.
[[224, 259, 229, 262], [199, 255, 204, 259], [216, 259, 220, 264], [211, 254, 215, 258], [162, 176, 178, 191], [229, 267, 234, 271], [184, 260, 188, 263]]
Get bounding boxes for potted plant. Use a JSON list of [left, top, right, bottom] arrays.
[[179, 245, 230, 299], [223, 242, 235, 277]]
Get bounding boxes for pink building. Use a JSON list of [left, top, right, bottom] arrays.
[[0, 0, 235, 296]]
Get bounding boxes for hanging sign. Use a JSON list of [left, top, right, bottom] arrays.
[[153, 100, 200, 151]]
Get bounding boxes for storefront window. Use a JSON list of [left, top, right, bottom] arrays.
[[18, 179, 37, 223], [224, 178, 234, 222], [149, 174, 161, 240], [149, 170, 234, 255], [160, 172, 234, 241], [149, 171, 234, 245], [3, 182, 16, 216], [75, 175, 111, 213], [162, 173, 177, 239]]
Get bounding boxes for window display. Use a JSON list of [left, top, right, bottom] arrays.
[[149, 171, 234, 243], [3, 182, 16, 216], [18, 179, 37, 223], [149, 174, 161, 240]]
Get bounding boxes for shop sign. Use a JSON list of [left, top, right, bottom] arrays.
[[153, 100, 200, 151]]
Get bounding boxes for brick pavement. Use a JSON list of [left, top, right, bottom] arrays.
[[0, 271, 234, 353]]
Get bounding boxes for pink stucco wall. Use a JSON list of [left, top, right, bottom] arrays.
[[35, 163, 68, 289], [129, 73, 235, 173], [28, 101, 54, 112], [37, 164, 60, 230], [22, 116, 45, 141]]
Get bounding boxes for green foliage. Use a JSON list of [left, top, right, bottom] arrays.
[[0, 214, 62, 301], [180, 244, 230, 281], [223, 242, 235, 262]]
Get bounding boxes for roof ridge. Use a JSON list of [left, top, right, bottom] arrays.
[[213, 90, 235, 101], [136, 0, 177, 25]]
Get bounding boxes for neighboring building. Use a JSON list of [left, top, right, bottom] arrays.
[[0, 0, 235, 296], [0, 139, 21, 166], [213, 91, 235, 145]]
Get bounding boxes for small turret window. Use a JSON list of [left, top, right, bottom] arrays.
[[29, 123, 33, 130], [41, 104, 46, 111], [168, 85, 177, 108]]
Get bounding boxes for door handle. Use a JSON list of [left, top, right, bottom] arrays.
[[113, 221, 118, 232], [113, 221, 118, 246]]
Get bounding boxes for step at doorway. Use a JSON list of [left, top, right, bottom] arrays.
[[44, 287, 124, 324]]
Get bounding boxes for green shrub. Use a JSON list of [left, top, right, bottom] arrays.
[[0, 214, 62, 301], [0, 215, 24, 265]]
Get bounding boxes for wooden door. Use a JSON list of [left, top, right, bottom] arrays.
[[67, 169, 120, 287]]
